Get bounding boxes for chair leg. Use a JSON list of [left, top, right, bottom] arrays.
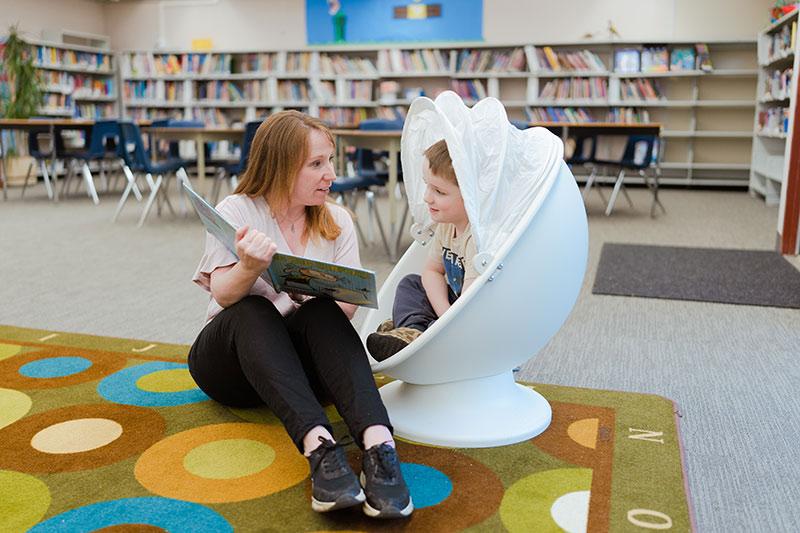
[[641, 169, 666, 217], [581, 166, 597, 201], [21, 159, 34, 199], [605, 168, 627, 216], [366, 189, 391, 256], [81, 161, 100, 205], [138, 173, 164, 227], [112, 170, 139, 223]]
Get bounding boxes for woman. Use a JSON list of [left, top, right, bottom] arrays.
[[188, 110, 412, 519]]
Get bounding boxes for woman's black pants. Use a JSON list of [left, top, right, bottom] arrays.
[[188, 295, 391, 452]]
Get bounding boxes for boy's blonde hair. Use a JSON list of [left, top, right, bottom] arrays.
[[424, 139, 457, 186]]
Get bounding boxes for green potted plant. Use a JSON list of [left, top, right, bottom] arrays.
[[1, 24, 43, 185]]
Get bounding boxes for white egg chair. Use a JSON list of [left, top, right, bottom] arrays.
[[358, 92, 588, 448]]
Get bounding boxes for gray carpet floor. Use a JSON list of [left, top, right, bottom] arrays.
[[1, 176, 799, 532]]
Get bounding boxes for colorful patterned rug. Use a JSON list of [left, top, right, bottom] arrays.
[[0, 325, 695, 532]]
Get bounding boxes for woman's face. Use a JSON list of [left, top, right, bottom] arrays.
[[291, 128, 336, 207]]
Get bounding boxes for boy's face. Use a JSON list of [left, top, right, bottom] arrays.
[[422, 159, 468, 228]]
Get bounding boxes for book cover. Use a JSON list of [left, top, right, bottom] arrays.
[[670, 48, 695, 71], [183, 182, 378, 308], [614, 48, 640, 73]]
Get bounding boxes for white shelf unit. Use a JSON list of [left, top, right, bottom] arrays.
[[525, 41, 757, 186], [750, 10, 799, 205], [118, 40, 756, 186], [27, 38, 117, 120]]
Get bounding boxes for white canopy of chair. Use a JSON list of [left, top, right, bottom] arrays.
[[401, 91, 564, 257]]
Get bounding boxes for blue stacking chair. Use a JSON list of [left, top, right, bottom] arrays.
[[566, 135, 605, 204], [211, 119, 262, 204], [593, 134, 664, 217], [60, 119, 124, 205], [510, 119, 530, 130], [21, 120, 68, 201], [113, 121, 189, 227]]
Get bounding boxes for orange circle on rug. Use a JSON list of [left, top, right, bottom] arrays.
[[134, 423, 308, 503], [0, 403, 166, 473], [0, 348, 126, 390]]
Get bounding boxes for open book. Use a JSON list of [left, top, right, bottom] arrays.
[[183, 182, 378, 308]]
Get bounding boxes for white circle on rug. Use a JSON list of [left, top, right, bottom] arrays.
[[31, 418, 123, 454], [551, 490, 590, 533]]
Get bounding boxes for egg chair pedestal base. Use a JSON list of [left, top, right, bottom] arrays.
[[379, 371, 552, 448]]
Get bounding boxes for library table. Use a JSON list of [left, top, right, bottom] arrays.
[[0, 118, 95, 202], [330, 128, 403, 261], [141, 126, 244, 199]]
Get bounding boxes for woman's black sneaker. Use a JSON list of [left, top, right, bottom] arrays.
[[307, 436, 365, 512], [360, 443, 413, 518]]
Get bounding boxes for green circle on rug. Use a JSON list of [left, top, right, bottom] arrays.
[[0, 387, 32, 429], [183, 439, 275, 479], [0, 470, 51, 531], [0, 343, 22, 361], [137, 369, 198, 393], [500, 467, 592, 532]]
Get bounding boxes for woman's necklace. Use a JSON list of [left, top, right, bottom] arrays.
[[278, 210, 305, 233]]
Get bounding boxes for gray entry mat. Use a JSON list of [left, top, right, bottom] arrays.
[[592, 243, 800, 309]]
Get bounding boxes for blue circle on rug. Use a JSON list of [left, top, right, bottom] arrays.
[[97, 361, 209, 407], [401, 463, 452, 509], [19, 357, 93, 378], [27, 496, 232, 532]]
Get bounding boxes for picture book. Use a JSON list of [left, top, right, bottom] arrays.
[[640, 46, 669, 72], [182, 182, 379, 308], [614, 48, 641, 73], [695, 43, 712, 71], [670, 48, 696, 71]]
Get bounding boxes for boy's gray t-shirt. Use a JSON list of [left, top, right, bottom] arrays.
[[427, 222, 478, 296]]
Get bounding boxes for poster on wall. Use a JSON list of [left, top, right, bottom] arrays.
[[307, 0, 483, 45]]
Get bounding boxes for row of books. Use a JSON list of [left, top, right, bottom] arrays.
[[319, 55, 378, 76], [318, 107, 369, 127], [340, 80, 373, 101], [538, 78, 608, 100], [276, 80, 312, 102], [757, 106, 790, 135], [761, 67, 793, 101], [760, 20, 796, 65], [73, 103, 115, 119], [196, 81, 252, 102], [450, 79, 487, 101], [377, 49, 450, 73], [526, 106, 597, 123], [375, 105, 408, 121], [455, 48, 526, 73], [124, 80, 185, 102], [614, 44, 711, 73], [33, 46, 113, 72], [606, 107, 651, 123], [531, 46, 606, 72], [72, 78, 115, 99], [125, 108, 183, 122], [38, 71, 115, 96], [619, 78, 665, 101], [192, 108, 229, 127]]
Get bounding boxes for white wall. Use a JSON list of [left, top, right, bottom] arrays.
[[1, 0, 777, 51], [0, 0, 106, 43]]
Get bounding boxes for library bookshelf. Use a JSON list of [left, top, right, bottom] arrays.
[[750, 9, 799, 206], [116, 40, 757, 187], [27, 38, 117, 120]]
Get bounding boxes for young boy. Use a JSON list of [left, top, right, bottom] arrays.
[[367, 139, 478, 361]]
